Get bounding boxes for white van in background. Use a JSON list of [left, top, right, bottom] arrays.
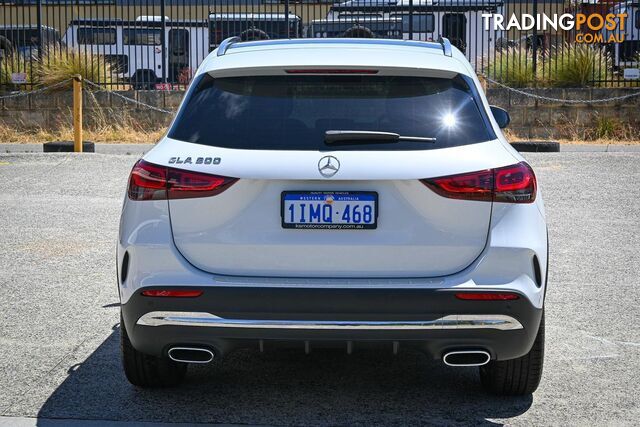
[[63, 16, 208, 89], [324, 0, 505, 63], [602, 1, 640, 69]]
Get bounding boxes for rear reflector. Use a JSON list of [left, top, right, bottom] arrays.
[[421, 162, 536, 203], [285, 69, 379, 74], [128, 160, 237, 201], [141, 290, 203, 297], [455, 292, 520, 301]]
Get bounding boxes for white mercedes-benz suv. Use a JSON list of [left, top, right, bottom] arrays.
[[118, 37, 547, 395]]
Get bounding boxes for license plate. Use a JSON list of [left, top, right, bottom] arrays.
[[281, 191, 378, 229]]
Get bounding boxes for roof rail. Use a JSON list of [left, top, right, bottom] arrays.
[[437, 36, 452, 57], [217, 36, 241, 57], [216, 37, 454, 57]]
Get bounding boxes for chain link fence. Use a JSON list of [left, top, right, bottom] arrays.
[[0, 0, 638, 92]]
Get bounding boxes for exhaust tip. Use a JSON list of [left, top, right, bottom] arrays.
[[168, 347, 214, 364], [443, 350, 491, 367]]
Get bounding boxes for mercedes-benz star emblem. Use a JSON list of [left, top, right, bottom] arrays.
[[318, 156, 340, 178]]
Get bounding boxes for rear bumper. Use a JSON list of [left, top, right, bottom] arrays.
[[121, 286, 543, 361]]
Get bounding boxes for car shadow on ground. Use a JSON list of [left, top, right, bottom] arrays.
[[36, 326, 532, 425]]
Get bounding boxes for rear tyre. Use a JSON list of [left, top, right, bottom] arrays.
[[0, 36, 14, 58], [120, 314, 187, 387], [130, 70, 157, 90], [479, 312, 545, 395], [239, 28, 270, 41], [341, 25, 375, 38]]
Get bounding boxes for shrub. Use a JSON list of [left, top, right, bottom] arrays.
[[485, 47, 538, 88], [0, 56, 37, 88], [593, 116, 617, 139], [582, 114, 640, 141], [548, 43, 611, 87], [37, 46, 113, 89]]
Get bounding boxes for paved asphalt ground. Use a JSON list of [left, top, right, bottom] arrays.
[[0, 151, 638, 426]]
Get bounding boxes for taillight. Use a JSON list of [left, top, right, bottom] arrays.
[[422, 169, 493, 201], [128, 160, 237, 201], [128, 160, 167, 201], [493, 163, 537, 203], [167, 167, 237, 200], [421, 162, 536, 203]]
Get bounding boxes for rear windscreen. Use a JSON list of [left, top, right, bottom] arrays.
[[168, 74, 495, 151]]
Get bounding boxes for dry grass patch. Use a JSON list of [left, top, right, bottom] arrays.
[[0, 123, 166, 144], [0, 99, 167, 143], [504, 127, 640, 146], [556, 138, 640, 145]]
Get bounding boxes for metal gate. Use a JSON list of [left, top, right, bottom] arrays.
[[0, 0, 638, 90]]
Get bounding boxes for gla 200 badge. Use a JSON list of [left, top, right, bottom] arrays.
[[168, 156, 221, 165]]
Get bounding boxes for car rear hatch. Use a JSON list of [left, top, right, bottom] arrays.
[[157, 143, 519, 278], [150, 71, 518, 278]]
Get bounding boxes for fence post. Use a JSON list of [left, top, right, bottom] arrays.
[[408, 0, 413, 40], [160, 0, 167, 84], [531, 0, 538, 86], [284, 0, 290, 38], [35, 0, 43, 60], [73, 75, 83, 153]]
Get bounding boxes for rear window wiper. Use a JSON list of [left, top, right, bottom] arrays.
[[324, 130, 436, 144]]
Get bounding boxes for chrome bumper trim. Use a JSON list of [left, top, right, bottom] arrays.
[[136, 312, 523, 331]]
